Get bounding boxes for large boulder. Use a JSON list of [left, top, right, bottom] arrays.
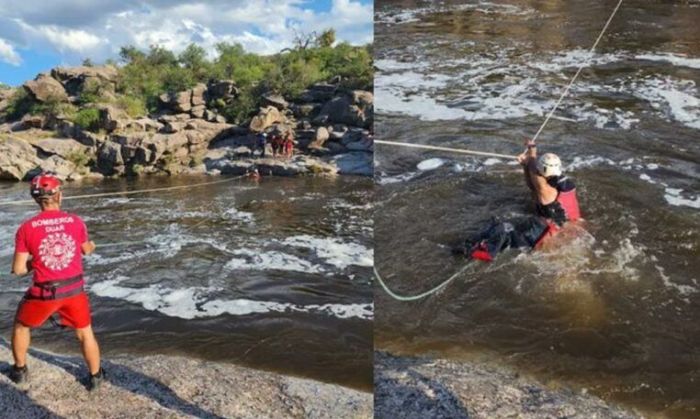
[[32, 138, 90, 159], [331, 152, 373, 176], [299, 83, 337, 103], [99, 105, 129, 132], [159, 90, 192, 113], [308, 126, 330, 149], [207, 80, 238, 102], [0, 137, 40, 180], [23, 74, 68, 103], [96, 141, 125, 175], [314, 95, 368, 128], [262, 93, 289, 110], [34, 155, 79, 181], [51, 66, 119, 96], [191, 83, 207, 107], [250, 106, 285, 132]]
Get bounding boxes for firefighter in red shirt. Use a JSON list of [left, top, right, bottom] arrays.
[[10, 172, 104, 390]]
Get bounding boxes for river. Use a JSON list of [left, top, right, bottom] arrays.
[[0, 175, 373, 391], [374, 0, 700, 417]]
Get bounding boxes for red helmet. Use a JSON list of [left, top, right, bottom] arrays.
[[30, 172, 62, 198]]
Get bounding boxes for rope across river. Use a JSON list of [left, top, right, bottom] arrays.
[[0, 175, 246, 207], [374, 0, 624, 301]]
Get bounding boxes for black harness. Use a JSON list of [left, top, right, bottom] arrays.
[[25, 274, 85, 301]]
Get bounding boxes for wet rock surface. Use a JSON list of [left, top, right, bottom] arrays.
[[374, 352, 642, 419], [0, 344, 372, 419]]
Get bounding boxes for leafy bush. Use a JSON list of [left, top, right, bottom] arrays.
[[73, 108, 101, 131], [116, 95, 147, 118], [4, 89, 36, 121]]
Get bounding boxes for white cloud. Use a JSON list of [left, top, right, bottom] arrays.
[[35, 26, 103, 52], [0, 37, 21, 65], [0, 0, 372, 65]]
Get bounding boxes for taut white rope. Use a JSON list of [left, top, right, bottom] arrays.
[[375, 140, 516, 160], [0, 175, 246, 207], [531, 0, 624, 143]]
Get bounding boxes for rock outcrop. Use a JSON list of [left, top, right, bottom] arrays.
[[0, 344, 372, 418], [1, 65, 374, 181], [0, 137, 40, 180], [23, 74, 68, 103], [375, 352, 642, 419]]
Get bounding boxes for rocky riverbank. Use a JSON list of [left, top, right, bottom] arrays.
[[0, 343, 371, 418], [0, 65, 373, 182], [374, 352, 643, 419]]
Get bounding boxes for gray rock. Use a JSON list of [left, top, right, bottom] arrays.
[[250, 106, 285, 132], [375, 352, 642, 419], [207, 80, 238, 101], [0, 137, 40, 180], [20, 114, 46, 130], [35, 155, 79, 180], [33, 138, 89, 159], [96, 141, 124, 175], [23, 73, 68, 103], [159, 90, 192, 113], [190, 105, 206, 119], [308, 126, 330, 148], [314, 95, 367, 128], [191, 83, 207, 106], [262, 93, 289, 109], [51, 65, 118, 96], [98, 105, 129, 132], [330, 152, 373, 176], [300, 83, 337, 102], [0, 345, 371, 419]]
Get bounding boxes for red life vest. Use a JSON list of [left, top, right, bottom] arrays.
[[535, 178, 581, 248]]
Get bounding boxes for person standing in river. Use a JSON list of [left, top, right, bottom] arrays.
[[458, 140, 581, 261], [9, 172, 104, 390]]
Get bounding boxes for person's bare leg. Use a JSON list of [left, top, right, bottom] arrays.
[[75, 326, 100, 374], [11, 322, 31, 367]]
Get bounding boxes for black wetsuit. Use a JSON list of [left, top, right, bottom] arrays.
[[465, 176, 577, 260]]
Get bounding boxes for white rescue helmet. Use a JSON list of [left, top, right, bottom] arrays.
[[537, 153, 562, 178]]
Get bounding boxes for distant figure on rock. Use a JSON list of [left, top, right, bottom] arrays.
[[9, 172, 104, 390], [255, 132, 267, 158], [271, 133, 283, 158], [456, 140, 581, 261], [247, 166, 261, 181], [283, 131, 295, 159]]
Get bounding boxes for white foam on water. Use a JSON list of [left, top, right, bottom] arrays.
[[282, 235, 373, 270], [636, 53, 700, 70], [639, 173, 656, 184], [664, 188, 700, 209], [417, 158, 445, 171], [224, 208, 254, 222], [224, 248, 324, 274], [483, 158, 502, 166], [376, 171, 419, 185], [90, 276, 373, 320], [656, 265, 697, 298], [565, 156, 618, 171], [633, 77, 700, 130]]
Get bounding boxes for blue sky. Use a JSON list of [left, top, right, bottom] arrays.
[[0, 0, 373, 86]]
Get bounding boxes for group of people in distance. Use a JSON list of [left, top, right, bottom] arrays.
[[255, 130, 295, 159]]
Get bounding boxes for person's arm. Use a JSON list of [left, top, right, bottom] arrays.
[[12, 252, 31, 276], [78, 217, 96, 255], [518, 140, 538, 192], [81, 241, 96, 255], [526, 158, 558, 205]]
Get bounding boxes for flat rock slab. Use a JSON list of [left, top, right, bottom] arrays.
[[0, 344, 371, 418], [374, 352, 642, 419]]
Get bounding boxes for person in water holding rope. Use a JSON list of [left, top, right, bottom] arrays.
[[9, 172, 104, 390], [458, 140, 581, 261]]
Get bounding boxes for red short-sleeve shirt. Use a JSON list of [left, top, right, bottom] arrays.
[[15, 210, 88, 283]]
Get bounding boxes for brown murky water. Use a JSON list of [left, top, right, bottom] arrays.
[[375, 0, 700, 417], [0, 176, 373, 391]]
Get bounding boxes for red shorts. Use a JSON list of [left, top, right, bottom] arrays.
[[15, 292, 92, 329]]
